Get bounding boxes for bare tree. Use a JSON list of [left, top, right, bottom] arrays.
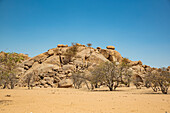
[[24, 72, 36, 89], [72, 71, 85, 89], [91, 62, 120, 91], [145, 68, 170, 94]]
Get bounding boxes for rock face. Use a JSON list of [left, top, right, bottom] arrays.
[[100, 49, 122, 62], [14, 43, 161, 89]]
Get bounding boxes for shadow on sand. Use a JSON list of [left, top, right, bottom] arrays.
[[139, 92, 170, 95], [91, 89, 125, 92]]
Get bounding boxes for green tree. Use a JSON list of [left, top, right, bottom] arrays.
[[0, 52, 24, 89]]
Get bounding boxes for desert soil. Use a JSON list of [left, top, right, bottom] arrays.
[[0, 86, 170, 113]]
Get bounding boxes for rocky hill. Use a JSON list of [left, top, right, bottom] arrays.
[[14, 43, 163, 89]]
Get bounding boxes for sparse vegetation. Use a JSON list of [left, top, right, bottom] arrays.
[[63, 43, 78, 64], [0, 44, 169, 95], [24, 71, 36, 89], [145, 68, 170, 94], [72, 71, 85, 89], [87, 43, 92, 47], [90, 62, 120, 91], [133, 75, 143, 89], [0, 52, 24, 89]]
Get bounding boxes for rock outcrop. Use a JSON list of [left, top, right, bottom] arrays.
[[11, 44, 166, 89]]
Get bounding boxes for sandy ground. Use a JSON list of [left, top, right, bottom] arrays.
[[0, 86, 170, 113]]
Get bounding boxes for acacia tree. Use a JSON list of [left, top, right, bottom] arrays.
[[0, 52, 24, 89], [91, 62, 120, 91], [145, 68, 170, 94]]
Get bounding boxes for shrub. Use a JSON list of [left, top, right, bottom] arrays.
[[72, 71, 85, 89], [0, 52, 24, 89], [87, 43, 92, 47], [90, 62, 120, 91], [63, 43, 78, 64], [145, 68, 170, 94]]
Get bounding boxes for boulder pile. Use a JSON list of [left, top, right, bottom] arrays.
[[15, 44, 166, 88]]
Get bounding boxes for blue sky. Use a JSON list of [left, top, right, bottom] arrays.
[[0, 0, 170, 68]]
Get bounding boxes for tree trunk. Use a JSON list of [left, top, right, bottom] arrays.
[[160, 85, 168, 94], [10, 81, 14, 89], [28, 82, 30, 89], [3, 82, 7, 89], [109, 87, 113, 91], [84, 81, 90, 90]]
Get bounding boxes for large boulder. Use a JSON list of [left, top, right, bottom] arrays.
[[38, 63, 59, 73], [58, 78, 73, 88], [44, 77, 54, 85], [76, 48, 91, 59], [167, 66, 170, 72], [57, 44, 68, 48], [129, 60, 143, 66], [24, 59, 34, 68], [73, 60, 83, 66], [62, 64, 75, 71], [114, 50, 122, 62], [23, 63, 59, 77], [32, 53, 48, 63], [96, 47, 101, 50], [44, 55, 61, 66], [47, 49, 54, 56], [132, 65, 142, 72], [106, 46, 115, 50], [100, 49, 110, 59], [86, 52, 109, 64], [100, 49, 122, 62], [40, 80, 47, 85]]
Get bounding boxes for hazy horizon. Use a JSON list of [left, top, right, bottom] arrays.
[[0, 0, 170, 68]]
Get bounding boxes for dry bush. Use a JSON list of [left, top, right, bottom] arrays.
[[72, 71, 95, 90], [89, 59, 133, 91], [90, 62, 120, 91], [132, 75, 143, 89], [72, 71, 86, 89], [71, 59, 133, 91], [24, 71, 37, 89], [145, 68, 170, 94], [87, 43, 92, 47], [63, 43, 78, 64]]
